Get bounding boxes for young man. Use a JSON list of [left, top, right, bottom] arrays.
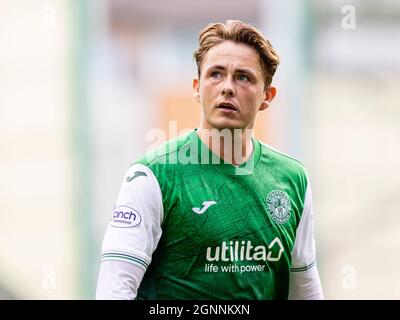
[[96, 20, 324, 299]]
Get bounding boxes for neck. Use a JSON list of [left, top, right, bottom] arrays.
[[197, 127, 254, 165]]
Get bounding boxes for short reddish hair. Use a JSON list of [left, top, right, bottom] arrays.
[[193, 20, 280, 87]]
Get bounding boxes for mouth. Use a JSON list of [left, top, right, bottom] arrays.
[[216, 101, 238, 112]]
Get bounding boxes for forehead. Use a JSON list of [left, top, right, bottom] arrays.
[[202, 40, 262, 73]]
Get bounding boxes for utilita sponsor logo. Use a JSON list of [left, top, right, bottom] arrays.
[[111, 206, 141, 228], [206, 238, 284, 262]]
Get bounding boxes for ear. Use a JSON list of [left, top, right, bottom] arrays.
[[193, 78, 201, 103], [260, 86, 277, 111]]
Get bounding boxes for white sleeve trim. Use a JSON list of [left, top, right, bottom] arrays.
[[102, 249, 150, 271], [101, 163, 163, 270]]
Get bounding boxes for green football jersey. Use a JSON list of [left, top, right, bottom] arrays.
[[101, 129, 317, 299]]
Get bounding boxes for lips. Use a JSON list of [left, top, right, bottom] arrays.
[[216, 101, 238, 111]]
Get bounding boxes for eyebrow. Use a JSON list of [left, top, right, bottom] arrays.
[[206, 64, 257, 76]]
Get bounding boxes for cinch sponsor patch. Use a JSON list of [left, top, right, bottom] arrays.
[[111, 205, 142, 228]]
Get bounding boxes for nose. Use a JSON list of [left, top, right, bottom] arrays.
[[221, 78, 235, 98], [222, 87, 234, 98]]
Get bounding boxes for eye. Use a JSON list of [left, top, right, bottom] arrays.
[[210, 71, 222, 79], [237, 74, 249, 82]]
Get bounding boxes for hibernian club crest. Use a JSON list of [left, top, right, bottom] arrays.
[[266, 190, 292, 224]]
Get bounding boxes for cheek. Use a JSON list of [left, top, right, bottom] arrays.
[[241, 90, 259, 106], [201, 85, 217, 103], [247, 89, 264, 105]]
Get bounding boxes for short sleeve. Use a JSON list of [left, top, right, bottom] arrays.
[[101, 164, 163, 272], [288, 181, 324, 300], [290, 182, 317, 271]]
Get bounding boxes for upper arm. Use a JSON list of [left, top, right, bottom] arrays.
[[289, 181, 324, 300], [101, 163, 163, 272], [290, 182, 317, 271]]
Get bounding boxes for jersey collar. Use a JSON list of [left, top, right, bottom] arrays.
[[191, 129, 261, 176]]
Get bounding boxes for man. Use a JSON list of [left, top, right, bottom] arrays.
[[96, 20, 324, 299]]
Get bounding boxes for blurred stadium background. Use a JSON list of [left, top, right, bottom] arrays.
[[1, 0, 399, 299]]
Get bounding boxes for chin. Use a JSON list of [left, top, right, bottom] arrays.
[[210, 119, 245, 131]]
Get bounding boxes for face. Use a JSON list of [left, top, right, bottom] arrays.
[[193, 40, 276, 131]]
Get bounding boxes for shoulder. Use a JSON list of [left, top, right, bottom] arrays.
[[134, 130, 195, 168], [257, 140, 309, 187], [125, 130, 197, 188], [259, 141, 307, 171]]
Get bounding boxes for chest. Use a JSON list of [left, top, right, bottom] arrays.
[[160, 168, 301, 257]]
